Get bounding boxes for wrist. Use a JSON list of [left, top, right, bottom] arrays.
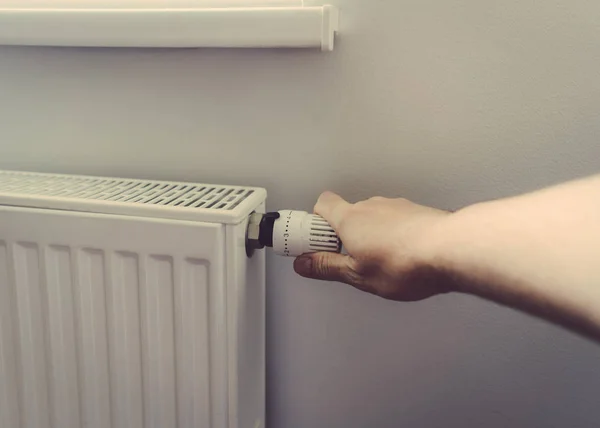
[[397, 211, 458, 295], [415, 204, 488, 295]]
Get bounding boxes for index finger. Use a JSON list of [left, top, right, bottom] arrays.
[[314, 191, 351, 230]]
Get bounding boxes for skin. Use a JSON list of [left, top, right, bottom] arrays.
[[294, 175, 600, 341]]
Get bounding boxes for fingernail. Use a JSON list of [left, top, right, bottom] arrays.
[[294, 256, 313, 276]]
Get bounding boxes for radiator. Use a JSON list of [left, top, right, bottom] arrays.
[[0, 170, 267, 428]]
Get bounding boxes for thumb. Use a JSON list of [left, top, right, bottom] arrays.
[[294, 252, 360, 285]]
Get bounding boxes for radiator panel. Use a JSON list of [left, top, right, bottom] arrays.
[[0, 207, 228, 428]]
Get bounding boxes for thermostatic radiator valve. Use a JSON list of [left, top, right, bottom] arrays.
[[246, 211, 342, 257]]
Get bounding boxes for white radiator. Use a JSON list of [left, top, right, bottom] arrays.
[[0, 170, 266, 428]]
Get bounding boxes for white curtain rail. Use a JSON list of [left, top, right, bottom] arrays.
[[0, 5, 339, 51]]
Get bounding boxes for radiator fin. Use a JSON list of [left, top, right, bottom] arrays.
[[14, 243, 52, 428], [142, 256, 177, 428], [107, 252, 144, 428], [177, 259, 211, 428], [76, 249, 111, 428], [46, 246, 81, 428], [0, 241, 21, 428]]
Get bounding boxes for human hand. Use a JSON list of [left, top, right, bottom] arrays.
[[293, 192, 452, 301]]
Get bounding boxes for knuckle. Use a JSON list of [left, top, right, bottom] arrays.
[[318, 190, 333, 200], [342, 259, 363, 286], [313, 203, 322, 216], [336, 206, 357, 233], [314, 191, 334, 213], [314, 253, 341, 279], [313, 256, 330, 276], [337, 215, 350, 233], [313, 198, 325, 214], [349, 201, 369, 217]]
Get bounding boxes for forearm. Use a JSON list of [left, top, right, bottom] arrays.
[[429, 175, 600, 339], [296, 177, 600, 339]]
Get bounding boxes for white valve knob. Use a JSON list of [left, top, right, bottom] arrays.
[[272, 210, 341, 257]]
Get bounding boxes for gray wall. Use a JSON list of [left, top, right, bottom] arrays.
[[1, 1, 600, 427]]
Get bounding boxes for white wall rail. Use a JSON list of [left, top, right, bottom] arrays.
[[0, 5, 339, 51]]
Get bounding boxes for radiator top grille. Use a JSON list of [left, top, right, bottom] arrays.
[[0, 170, 266, 224]]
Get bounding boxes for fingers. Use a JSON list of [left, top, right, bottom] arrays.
[[314, 191, 351, 230], [294, 252, 361, 286]]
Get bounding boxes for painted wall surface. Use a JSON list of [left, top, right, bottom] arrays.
[[1, 1, 600, 427]]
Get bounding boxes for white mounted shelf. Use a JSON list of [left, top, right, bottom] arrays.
[[0, 5, 339, 51]]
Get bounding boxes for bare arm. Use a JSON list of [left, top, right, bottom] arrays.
[[293, 175, 600, 341]]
